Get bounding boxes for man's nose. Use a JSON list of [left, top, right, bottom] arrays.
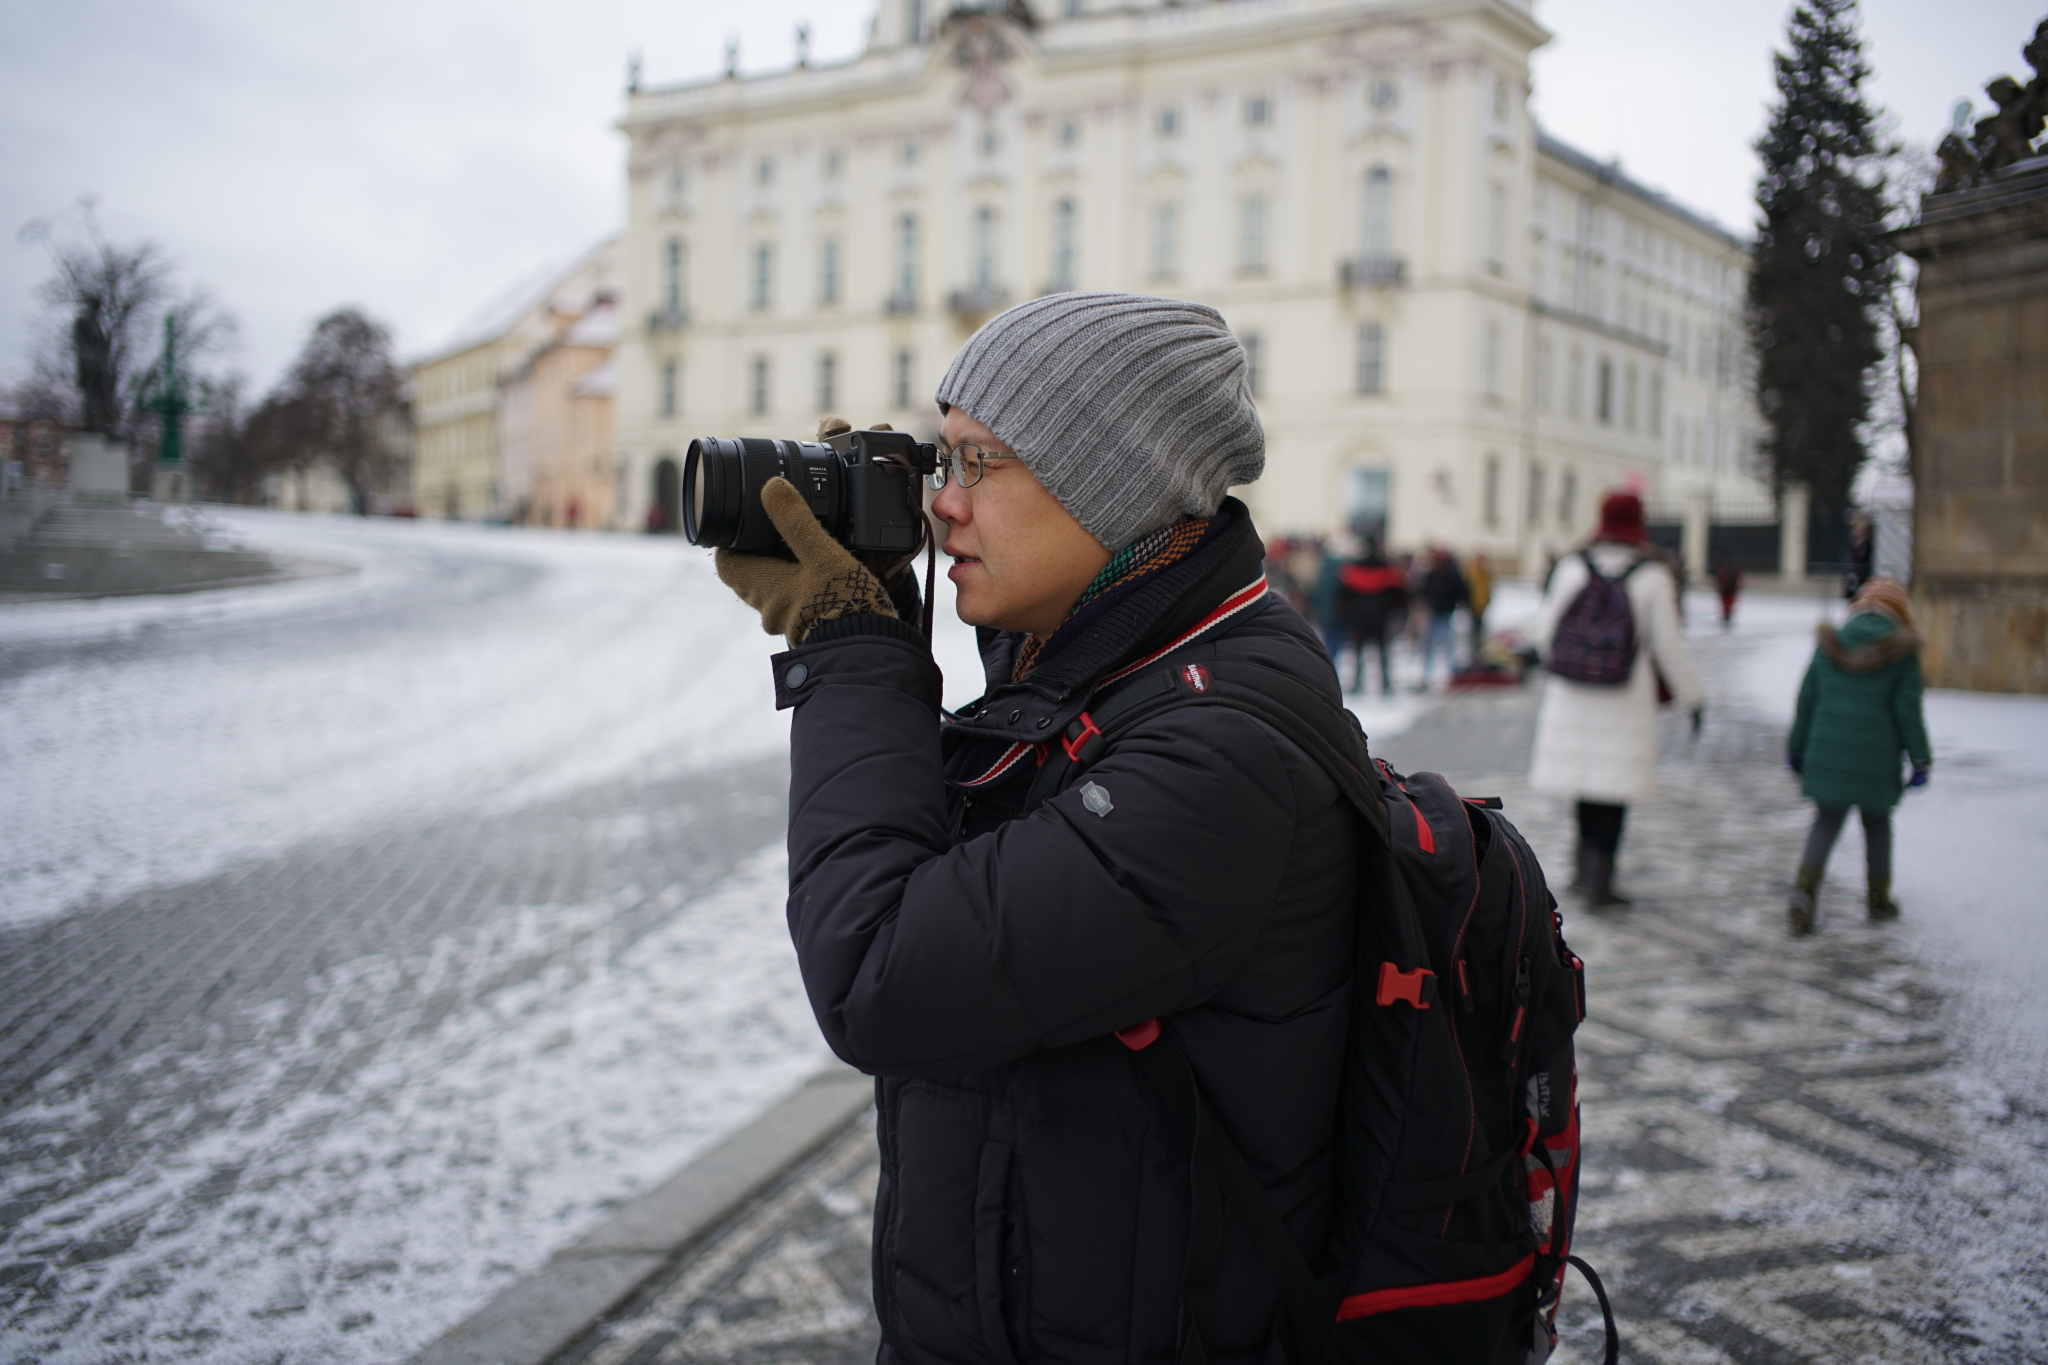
[[930, 481, 969, 525]]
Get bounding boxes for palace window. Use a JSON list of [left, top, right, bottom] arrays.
[[906, 0, 924, 42], [1242, 331, 1264, 398], [750, 355, 771, 415], [1051, 198, 1077, 291], [1527, 461, 1546, 527], [1369, 79, 1398, 110], [664, 238, 685, 315], [1355, 323, 1386, 395], [972, 206, 998, 291], [896, 213, 919, 305], [1597, 357, 1614, 425], [1363, 167, 1393, 258], [751, 242, 774, 310], [1150, 203, 1179, 281], [823, 147, 844, 177], [1244, 94, 1271, 127], [1483, 319, 1502, 399], [1057, 119, 1080, 147], [1560, 467, 1578, 528], [1238, 194, 1268, 275], [660, 359, 678, 418], [819, 237, 841, 306], [1484, 453, 1501, 528], [893, 348, 914, 409], [817, 351, 837, 412], [1157, 106, 1181, 138], [755, 156, 774, 186], [1486, 182, 1506, 274]]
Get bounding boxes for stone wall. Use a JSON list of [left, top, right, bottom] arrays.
[[1894, 161, 2048, 693]]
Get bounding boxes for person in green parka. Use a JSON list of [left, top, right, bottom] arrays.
[[1785, 577, 1933, 935]]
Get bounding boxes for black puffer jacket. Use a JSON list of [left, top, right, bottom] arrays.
[[771, 502, 1357, 1365]]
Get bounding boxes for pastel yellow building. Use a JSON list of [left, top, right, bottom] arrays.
[[615, 0, 1765, 566], [412, 238, 619, 522]]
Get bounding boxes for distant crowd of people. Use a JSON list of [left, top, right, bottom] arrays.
[[1265, 536, 1494, 695]]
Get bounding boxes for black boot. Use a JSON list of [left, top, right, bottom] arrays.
[[1567, 839, 1590, 892], [1585, 850, 1631, 908], [1788, 863, 1821, 936]]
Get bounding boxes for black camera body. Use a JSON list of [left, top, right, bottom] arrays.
[[683, 429, 936, 557]]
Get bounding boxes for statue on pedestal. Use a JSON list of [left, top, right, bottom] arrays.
[[1935, 20, 2048, 193], [72, 294, 117, 434]]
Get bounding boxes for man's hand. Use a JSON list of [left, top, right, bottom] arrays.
[[1787, 748, 1803, 775], [1690, 706, 1704, 738], [715, 476, 896, 646], [1908, 765, 1930, 789]]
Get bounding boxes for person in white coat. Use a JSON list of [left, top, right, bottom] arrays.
[[1529, 491, 1704, 905]]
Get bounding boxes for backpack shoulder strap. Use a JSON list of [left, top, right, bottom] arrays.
[[1023, 658, 1430, 978], [1024, 659, 1389, 843]]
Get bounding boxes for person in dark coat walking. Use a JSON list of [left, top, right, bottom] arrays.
[[1336, 537, 1405, 695], [714, 292, 1355, 1365], [1786, 578, 1932, 935], [1712, 551, 1743, 628], [1414, 547, 1469, 690]]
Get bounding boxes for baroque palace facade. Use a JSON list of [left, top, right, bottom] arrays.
[[614, 0, 1765, 565]]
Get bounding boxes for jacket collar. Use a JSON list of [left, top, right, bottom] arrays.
[[947, 498, 1266, 738]]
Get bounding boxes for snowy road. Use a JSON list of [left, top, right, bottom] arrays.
[[0, 513, 851, 1364]]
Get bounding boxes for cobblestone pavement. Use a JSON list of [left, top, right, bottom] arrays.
[[557, 629, 2048, 1365], [0, 756, 801, 1362]]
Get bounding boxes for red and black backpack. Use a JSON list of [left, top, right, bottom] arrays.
[[1020, 657, 1617, 1365]]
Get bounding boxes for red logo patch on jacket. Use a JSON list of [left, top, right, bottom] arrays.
[[1181, 663, 1210, 693]]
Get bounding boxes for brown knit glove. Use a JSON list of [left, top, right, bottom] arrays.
[[714, 476, 896, 646]]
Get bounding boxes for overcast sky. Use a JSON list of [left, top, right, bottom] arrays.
[[1, 0, 2038, 395]]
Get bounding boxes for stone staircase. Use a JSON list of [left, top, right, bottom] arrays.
[[0, 500, 284, 600]]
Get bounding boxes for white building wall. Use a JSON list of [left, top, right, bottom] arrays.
[[614, 0, 1766, 571]]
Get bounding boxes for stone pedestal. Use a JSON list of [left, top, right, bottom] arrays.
[[1891, 159, 2048, 693], [68, 433, 130, 498], [151, 462, 191, 504], [1681, 489, 1712, 582], [1778, 482, 1810, 587]]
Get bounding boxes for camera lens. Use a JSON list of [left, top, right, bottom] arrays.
[[682, 438, 742, 547]]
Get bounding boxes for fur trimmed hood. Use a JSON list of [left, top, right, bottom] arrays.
[[1817, 618, 1922, 674]]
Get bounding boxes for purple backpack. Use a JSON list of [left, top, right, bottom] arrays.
[[1547, 553, 1646, 686]]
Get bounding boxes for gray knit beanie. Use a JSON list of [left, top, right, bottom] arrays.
[[934, 292, 1264, 553]]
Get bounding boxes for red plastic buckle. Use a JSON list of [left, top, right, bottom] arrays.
[[1375, 961, 1435, 1010], [1115, 1018, 1162, 1051], [1061, 711, 1104, 764]]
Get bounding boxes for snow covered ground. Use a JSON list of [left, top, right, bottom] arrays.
[[0, 511, 791, 929], [7, 512, 2038, 1365]]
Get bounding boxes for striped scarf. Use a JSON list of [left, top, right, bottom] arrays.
[[1012, 515, 1214, 680]]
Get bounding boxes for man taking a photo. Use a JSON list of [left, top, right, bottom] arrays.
[[715, 292, 1356, 1365]]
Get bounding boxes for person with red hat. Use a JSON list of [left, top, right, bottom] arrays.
[[1528, 489, 1704, 906]]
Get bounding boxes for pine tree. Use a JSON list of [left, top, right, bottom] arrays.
[[1748, 0, 1894, 528]]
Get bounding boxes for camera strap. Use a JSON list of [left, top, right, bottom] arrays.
[[921, 533, 936, 644]]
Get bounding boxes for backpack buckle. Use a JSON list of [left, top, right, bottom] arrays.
[[1376, 961, 1436, 1010], [1061, 711, 1104, 764]]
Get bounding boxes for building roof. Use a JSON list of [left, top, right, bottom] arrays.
[[412, 235, 620, 369], [1536, 129, 1748, 252]]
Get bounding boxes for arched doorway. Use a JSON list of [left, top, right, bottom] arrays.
[[652, 457, 680, 534]]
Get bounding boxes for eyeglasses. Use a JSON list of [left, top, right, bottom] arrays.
[[927, 443, 1023, 491]]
